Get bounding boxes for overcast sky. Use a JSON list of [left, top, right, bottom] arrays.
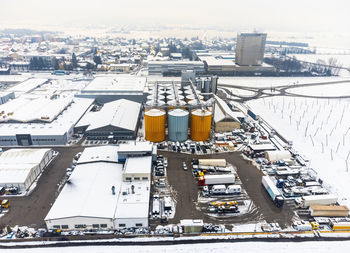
[[0, 0, 349, 33]]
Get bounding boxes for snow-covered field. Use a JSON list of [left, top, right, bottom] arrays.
[[2, 241, 350, 253], [247, 91, 350, 206]]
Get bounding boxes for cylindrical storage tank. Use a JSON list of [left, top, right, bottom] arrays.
[[186, 94, 204, 102], [167, 94, 185, 101], [167, 100, 187, 110], [190, 109, 212, 141], [184, 89, 193, 96], [146, 100, 165, 107], [196, 78, 203, 91], [168, 109, 189, 142], [203, 78, 211, 93], [147, 94, 165, 101], [187, 99, 199, 106], [145, 109, 166, 142]]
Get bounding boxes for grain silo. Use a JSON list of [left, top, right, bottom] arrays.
[[190, 109, 212, 141], [167, 94, 185, 101], [167, 100, 187, 110], [168, 109, 189, 142], [186, 94, 204, 102], [145, 109, 166, 142]]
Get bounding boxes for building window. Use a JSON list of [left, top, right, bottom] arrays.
[[92, 224, 100, 228], [74, 224, 86, 229], [53, 225, 61, 229], [134, 177, 140, 180], [125, 177, 132, 181], [118, 224, 126, 227], [61, 225, 69, 229], [135, 223, 143, 227], [100, 224, 108, 228], [142, 177, 148, 180]]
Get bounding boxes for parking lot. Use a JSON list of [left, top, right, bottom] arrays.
[[0, 146, 83, 229], [151, 150, 296, 229]]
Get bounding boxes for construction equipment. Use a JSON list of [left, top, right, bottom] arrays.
[[208, 201, 238, 213], [1, 199, 10, 208]]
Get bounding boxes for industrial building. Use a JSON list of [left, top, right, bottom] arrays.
[[76, 75, 147, 103], [214, 96, 244, 132], [6, 78, 48, 97], [148, 61, 205, 75], [0, 96, 94, 146], [45, 143, 152, 231], [0, 91, 15, 105], [235, 33, 267, 66], [75, 99, 142, 141], [0, 148, 54, 191]]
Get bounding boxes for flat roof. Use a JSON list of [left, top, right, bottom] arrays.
[[77, 146, 119, 164], [82, 76, 146, 93], [45, 162, 123, 221], [124, 156, 152, 174], [114, 180, 151, 219], [118, 141, 153, 153]]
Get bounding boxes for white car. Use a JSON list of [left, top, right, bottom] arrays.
[[183, 162, 187, 171]]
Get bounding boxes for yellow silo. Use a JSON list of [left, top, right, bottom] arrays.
[[145, 109, 166, 142], [190, 109, 212, 141]]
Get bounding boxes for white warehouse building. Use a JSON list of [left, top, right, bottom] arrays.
[[0, 148, 54, 191], [45, 144, 152, 231]]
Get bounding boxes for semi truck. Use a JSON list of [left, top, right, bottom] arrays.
[[262, 176, 284, 207], [198, 174, 235, 186], [331, 221, 350, 231], [295, 194, 338, 208]]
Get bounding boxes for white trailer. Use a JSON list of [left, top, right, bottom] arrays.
[[295, 194, 338, 208], [198, 174, 235, 186], [265, 151, 291, 162], [262, 176, 284, 207]]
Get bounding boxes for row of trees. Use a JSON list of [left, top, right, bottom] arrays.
[[29, 52, 101, 71]]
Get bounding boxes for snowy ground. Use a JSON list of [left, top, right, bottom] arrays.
[[247, 94, 350, 207], [2, 241, 350, 253]]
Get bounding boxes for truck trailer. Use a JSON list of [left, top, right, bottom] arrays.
[[295, 194, 338, 208], [331, 221, 350, 231], [198, 174, 235, 186], [198, 159, 226, 167], [262, 176, 284, 207]]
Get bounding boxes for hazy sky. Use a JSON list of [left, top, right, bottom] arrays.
[[0, 0, 349, 33]]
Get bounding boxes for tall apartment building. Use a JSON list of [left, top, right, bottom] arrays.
[[235, 33, 267, 66]]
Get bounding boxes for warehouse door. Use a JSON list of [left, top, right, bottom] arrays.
[[16, 134, 33, 146]]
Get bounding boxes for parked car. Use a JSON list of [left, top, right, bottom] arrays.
[[183, 162, 187, 171]]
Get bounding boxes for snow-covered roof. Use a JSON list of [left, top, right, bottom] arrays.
[[114, 180, 150, 219], [7, 78, 47, 95], [124, 156, 152, 174], [85, 99, 141, 132], [214, 95, 243, 123], [77, 146, 119, 164], [0, 97, 94, 136], [118, 141, 153, 153], [82, 76, 146, 94], [45, 162, 123, 221], [0, 148, 51, 165], [0, 96, 73, 123], [0, 148, 51, 185]]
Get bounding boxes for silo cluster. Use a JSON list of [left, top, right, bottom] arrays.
[[144, 82, 212, 143]]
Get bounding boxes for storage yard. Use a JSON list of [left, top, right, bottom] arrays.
[[0, 74, 349, 241]]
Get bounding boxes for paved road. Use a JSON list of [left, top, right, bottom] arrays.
[[0, 146, 83, 229]]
